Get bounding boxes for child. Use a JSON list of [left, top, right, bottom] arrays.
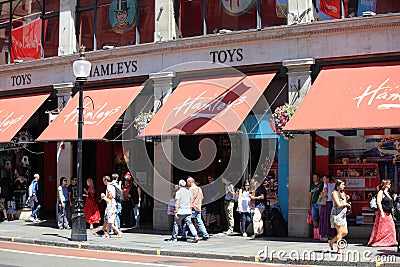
[[7, 196, 16, 221], [101, 192, 122, 238]]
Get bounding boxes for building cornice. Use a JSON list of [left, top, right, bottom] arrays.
[[0, 13, 399, 75]]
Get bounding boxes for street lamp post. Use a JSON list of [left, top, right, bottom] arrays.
[[71, 47, 91, 241]]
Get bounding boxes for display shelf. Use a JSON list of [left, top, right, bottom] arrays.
[[329, 163, 380, 225]]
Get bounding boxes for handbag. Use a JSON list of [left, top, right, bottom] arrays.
[[317, 195, 327, 205], [346, 203, 352, 215], [307, 213, 312, 224], [370, 196, 377, 211], [167, 198, 176, 215]]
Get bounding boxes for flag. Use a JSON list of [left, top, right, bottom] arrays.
[[357, 0, 376, 16], [276, 0, 288, 18], [319, 0, 348, 19], [11, 18, 47, 62]]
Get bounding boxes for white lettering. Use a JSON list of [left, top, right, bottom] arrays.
[[63, 101, 122, 125], [0, 110, 24, 133], [173, 89, 248, 118], [353, 78, 400, 110]]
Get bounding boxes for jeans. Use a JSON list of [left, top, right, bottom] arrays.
[[133, 204, 140, 222], [224, 201, 234, 232], [182, 210, 209, 238], [172, 214, 198, 240], [241, 212, 251, 234], [30, 197, 41, 218], [115, 202, 122, 230], [311, 203, 322, 221], [57, 202, 69, 229]]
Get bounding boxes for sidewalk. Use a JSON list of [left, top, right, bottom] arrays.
[[0, 219, 399, 266]]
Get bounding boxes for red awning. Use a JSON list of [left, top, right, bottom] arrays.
[[0, 94, 49, 143], [284, 62, 400, 132], [37, 86, 143, 141], [140, 72, 275, 136]]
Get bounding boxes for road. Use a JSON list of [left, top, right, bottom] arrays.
[[0, 241, 316, 267]]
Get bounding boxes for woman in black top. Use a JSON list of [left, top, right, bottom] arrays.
[[368, 179, 397, 246]]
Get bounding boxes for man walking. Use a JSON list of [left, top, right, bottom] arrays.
[[67, 177, 77, 226], [28, 174, 41, 222], [166, 179, 199, 243], [222, 177, 236, 235], [182, 176, 210, 240], [111, 173, 122, 230]]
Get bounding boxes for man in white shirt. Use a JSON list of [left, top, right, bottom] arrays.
[[166, 179, 199, 242]]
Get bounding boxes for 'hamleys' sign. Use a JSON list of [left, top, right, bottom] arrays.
[[0, 111, 24, 133], [139, 73, 276, 136], [173, 90, 247, 118], [37, 86, 143, 141], [353, 78, 400, 110], [63, 101, 122, 125]]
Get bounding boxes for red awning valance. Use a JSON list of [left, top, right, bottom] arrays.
[[140, 72, 276, 136], [284, 62, 400, 131], [37, 86, 143, 141], [0, 94, 49, 143]]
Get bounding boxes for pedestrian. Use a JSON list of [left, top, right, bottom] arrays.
[[111, 173, 122, 230], [0, 184, 7, 221], [309, 173, 323, 239], [28, 174, 41, 222], [205, 175, 222, 230], [319, 175, 336, 241], [67, 176, 78, 226], [182, 176, 210, 240], [250, 178, 269, 238], [237, 180, 251, 237], [128, 173, 141, 229], [222, 177, 236, 235], [166, 179, 199, 242], [57, 177, 70, 230], [83, 178, 101, 230], [121, 176, 132, 227], [6, 182, 16, 221], [329, 179, 351, 254], [101, 191, 122, 238], [102, 176, 114, 231], [368, 179, 397, 247]]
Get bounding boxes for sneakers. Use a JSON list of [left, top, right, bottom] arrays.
[[33, 218, 40, 223], [28, 216, 35, 222], [223, 230, 233, 235], [242, 232, 248, 237], [165, 238, 177, 242], [193, 237, 199, 243], [202, 236, 210, 240]]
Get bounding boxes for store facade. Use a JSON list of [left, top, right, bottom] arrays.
[[0, 0, 398, 236]]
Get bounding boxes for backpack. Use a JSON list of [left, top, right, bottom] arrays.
[[394, 200, 400, 221], [112, 184, 123, 203], [370, 196, 377, 211], [28, 181, 34, 197], [270, 206, 288, 237]]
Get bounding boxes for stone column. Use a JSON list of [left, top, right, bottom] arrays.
[[287, 0, 315, 25], [150, 72, 175, 230], [283, 58, 314, 237], [54, 83, 74, 181], [58, 0, 77, 55], [154, 0, 178, 41]]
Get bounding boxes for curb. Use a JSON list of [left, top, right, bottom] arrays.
[[0, 236, 390, 266]]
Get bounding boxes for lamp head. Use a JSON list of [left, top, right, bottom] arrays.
[[73, 46, 92, 82]]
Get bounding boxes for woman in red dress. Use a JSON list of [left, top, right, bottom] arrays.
[[368, 179, 397, 247], [83, 178, 101, 230]]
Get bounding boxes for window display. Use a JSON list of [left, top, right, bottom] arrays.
[[329, 135, 400, 225]]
